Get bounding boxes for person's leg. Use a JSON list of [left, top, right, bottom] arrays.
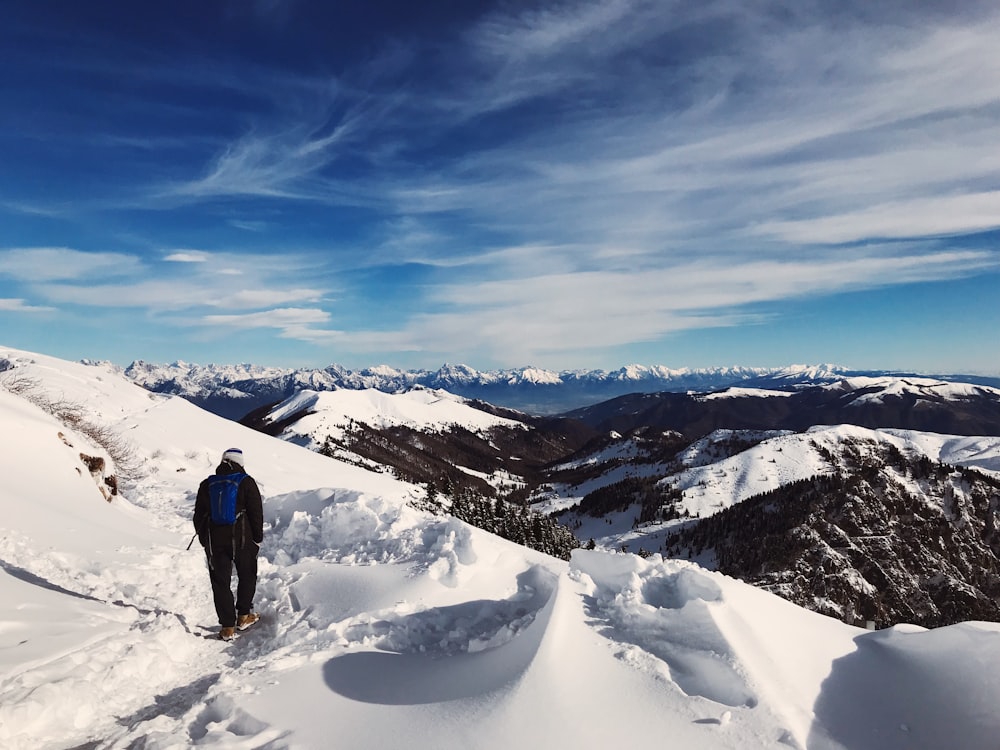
[[234, 544, 259, 617], [208, 547, 237, 627]]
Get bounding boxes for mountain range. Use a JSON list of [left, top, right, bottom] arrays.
[[120, 359, 1000, 418]]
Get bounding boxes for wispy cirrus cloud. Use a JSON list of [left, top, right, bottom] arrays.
[[754, 191, 1000, 245], [235, 246, 998, 362], [165, 250, 211, 263], [39, 278, 324, 312], [381, 248, 1000, 362], [0, 247, 144, 282], [403, 6, 1000, 244], [0, 200, 70, 218], [1, 246, 329, 326], [167, 122, 347, 200], [149, 0, 999, 261], [0, 298, 55, 313], [142, 0, 1000, 366], [201, 307, 336, 341]]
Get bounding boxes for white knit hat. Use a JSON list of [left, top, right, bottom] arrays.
[[222, 448, 244, 466]]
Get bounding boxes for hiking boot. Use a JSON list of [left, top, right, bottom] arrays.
[[237, 613, 260, 631], [219, 626, 236, 641]]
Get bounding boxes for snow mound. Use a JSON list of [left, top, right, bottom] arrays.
[[265, 487, 476, 586], [809, 622, 1000, 749]]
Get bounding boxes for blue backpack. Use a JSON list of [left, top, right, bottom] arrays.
[[208, 472, 247, 525]]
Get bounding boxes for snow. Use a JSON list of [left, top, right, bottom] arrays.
[[550, 434, 644, 471], [667, 429, 837, 516], [3, 345, 1000, 749], [539, 423, 1000, 558], [267, 387, 525, 450], [698, 387, 795, 400], [882, 429, 1000, 476], [829, 376, 1000, 404], [507, 366, 562, 385]]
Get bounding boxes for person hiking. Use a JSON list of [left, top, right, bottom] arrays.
[[193, 448, 264, 640]]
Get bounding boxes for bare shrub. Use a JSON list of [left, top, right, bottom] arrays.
[[0, 370, 145, 481], [0, 370, 40, 398]]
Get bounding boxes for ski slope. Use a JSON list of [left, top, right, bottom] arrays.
[[2, 346, 1000, 750]]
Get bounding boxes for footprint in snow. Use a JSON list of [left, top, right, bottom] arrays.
[[573, 552, 758, 708]]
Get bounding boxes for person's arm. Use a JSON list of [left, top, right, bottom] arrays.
[[193, 480, 210, 546], [243, 476, 264, 545]]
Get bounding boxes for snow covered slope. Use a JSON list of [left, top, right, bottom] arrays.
[[551, 425, 1000, 550], [3, 345, 1000, 749], [263, 386, 526, 451]]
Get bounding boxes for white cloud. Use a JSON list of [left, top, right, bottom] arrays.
[[202, 307, 333, 336], [0, 247, 143, 282], [0, 298, 55, 313], [228, 219, 270, 232], [0, 200, 67, 218], [432, 7, 1000, 236], [166, 107, 363, 200], [471, 0, 639, 61], [39, 280, 324, 311], [151, 2, 1000, 267], [331, 248, 1000, 362], [225, 289, 324, 307], [165, 250, 211, 263], [754, 192, 1000, 245]]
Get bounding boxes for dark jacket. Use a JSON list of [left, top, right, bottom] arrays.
[[194, 461, 264, 552]]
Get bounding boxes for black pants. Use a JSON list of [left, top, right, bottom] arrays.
[[207, 541, 258, 628]]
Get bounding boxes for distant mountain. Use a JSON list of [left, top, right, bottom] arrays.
[[565, 377, 1000, 437], [238, 385, 597, 498], [661, 430, 1000, 628], [543, 424, 1000, 628], [123, 359, 994, 418]]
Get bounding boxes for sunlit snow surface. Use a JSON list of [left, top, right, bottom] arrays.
[[2, 346, 1000, 749], [267, 386, 525, 452]]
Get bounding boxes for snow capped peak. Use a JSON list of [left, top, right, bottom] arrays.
[[434, 362, 480, 380], [507, 366, 561, 385], [766, 363, 854, 381], [361, 364, 404, 378], [784, 362, 846, 374]]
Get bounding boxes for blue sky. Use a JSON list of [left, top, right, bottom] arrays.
[[1, 0, 999, 374]]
